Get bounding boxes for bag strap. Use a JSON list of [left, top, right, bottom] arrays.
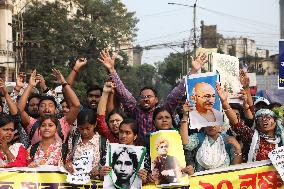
[[30, 142, 40, 160], [29, 120, 41, 141]]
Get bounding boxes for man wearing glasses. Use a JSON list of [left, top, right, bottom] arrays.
[[98, 49, 207, 138], [190, 82, 223, 130]]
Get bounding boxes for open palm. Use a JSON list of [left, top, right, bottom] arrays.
[[191, 53, 207, 73]]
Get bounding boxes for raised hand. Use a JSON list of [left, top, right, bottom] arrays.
[[239, 70, 250, 89], [226, 136, 241, 151], [36, 74, 47, 91], [182, 101, 194, 115], [29, 70, 39, 87], [238, 89, 247, 103], [190, 52, 208, 74], [52, 68, 66, 85], [74, 58, 88, 71], [98, 48, 117, 73], [216, 82, 228, 103], [0, 78, 8, 96], [103, 81, 115, 93]]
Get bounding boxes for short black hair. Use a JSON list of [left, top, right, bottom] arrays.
[[139, 86, 158, 97], [60, 98, 67, 105], [119, 118, 139, 136], [28, 94, 41, 104], [0, 113, 14, 128], [38, 95, 57, 107], [77, 109, 96, 126], [106, 108, 127, 123], [229, 103, 245, 120], [152, 106, 177, 129], [86, 85, 103, 95]]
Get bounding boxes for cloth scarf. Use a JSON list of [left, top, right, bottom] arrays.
[[196, 135, 227, 169]]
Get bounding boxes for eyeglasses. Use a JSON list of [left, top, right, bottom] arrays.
[[139, 95, 155, 100], [196, 94, 216, 99], [109, 119, 122, 124], [256, 115, 274, 121]]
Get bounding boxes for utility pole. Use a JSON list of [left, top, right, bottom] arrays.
[[193, 0, 198, 56]]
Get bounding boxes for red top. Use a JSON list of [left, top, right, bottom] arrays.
[[0, 144, 27, 167], [96, 114, 119, 143], [232, 121, 276, 161]]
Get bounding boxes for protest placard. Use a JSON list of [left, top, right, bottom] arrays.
[[185, 72, 223, 130]]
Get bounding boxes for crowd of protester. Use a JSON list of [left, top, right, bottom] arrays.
[[0, 48, 283, 186]]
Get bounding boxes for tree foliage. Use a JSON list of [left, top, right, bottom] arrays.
[[156, 52, 183, 86], [21, 0, 138, 95]]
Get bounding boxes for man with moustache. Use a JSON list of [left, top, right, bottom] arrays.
[[98, 49, 208, 138], [18, 69, 80, 145], [190, 82, 223, 130]]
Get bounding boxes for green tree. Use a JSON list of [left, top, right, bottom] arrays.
[[156, 52, 183, 86], [20, 0, 138, 95]]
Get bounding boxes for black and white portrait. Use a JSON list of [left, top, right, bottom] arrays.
[[103, 143, 145, 189]]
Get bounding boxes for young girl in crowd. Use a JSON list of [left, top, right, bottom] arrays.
[[0, 79, 27, 167], [27, 115, 65, 167], [64, 109, 101, 179], [97, 82, 126, 143]]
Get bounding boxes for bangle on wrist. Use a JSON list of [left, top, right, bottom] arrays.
[[234, 152, 242, 156], [72, 68, 78, 74], [62, 82, 69, 88], [223, 107, 232, 112]]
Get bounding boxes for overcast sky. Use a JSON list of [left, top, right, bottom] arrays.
[[121, 0, 280, 65]]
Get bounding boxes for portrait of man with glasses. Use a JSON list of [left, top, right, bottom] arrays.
[[189, 79, 223, 130]]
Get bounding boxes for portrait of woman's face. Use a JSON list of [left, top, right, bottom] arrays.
[[113, 151, 135, 182]]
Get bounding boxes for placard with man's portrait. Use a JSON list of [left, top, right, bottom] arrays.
[[186, 72, 223, 130], [150, 130, 189, 187], [103, 143, 146, 189]]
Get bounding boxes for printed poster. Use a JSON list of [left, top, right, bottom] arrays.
[[150, 130, 189, 188], [185, 72, 223, 130], [66, 150, 94, 184], [269, 146, 284, 181], [103, 143, 146, 189], [211, 53, 242, 103]]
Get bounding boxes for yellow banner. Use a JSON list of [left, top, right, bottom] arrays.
[[0, 161, 283, 189]]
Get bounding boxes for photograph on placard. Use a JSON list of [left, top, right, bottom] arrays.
[[103, 143, 146, 189], [186, 72, 223, 130]]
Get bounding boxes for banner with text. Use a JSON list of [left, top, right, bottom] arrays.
[[0, 161, 283, 189]]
